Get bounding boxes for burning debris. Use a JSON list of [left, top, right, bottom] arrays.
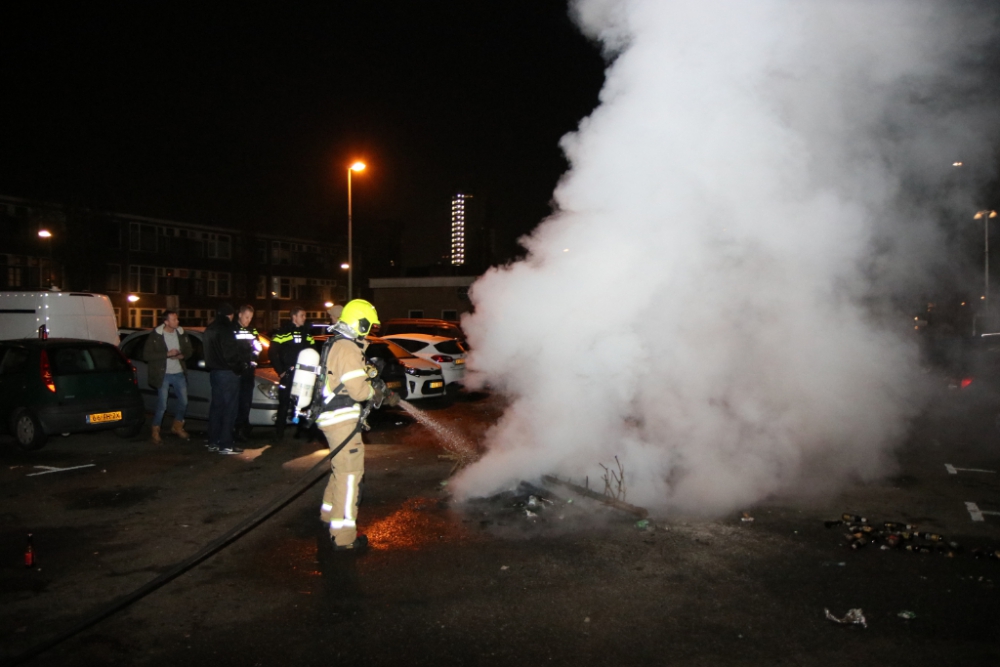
[[542, 475, 649, 519], [598, 456, 627, 503], [463, 482, 564, 525], [463, 477, 654, 531]]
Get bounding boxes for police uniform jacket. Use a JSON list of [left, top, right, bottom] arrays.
[[234, 325, 260, 370], [270, 322, 314, 376]]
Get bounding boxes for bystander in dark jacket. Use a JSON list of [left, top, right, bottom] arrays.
[[203, 303, 245, 455]]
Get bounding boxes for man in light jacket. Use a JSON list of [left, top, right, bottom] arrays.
[[143, 310, 193, 444]]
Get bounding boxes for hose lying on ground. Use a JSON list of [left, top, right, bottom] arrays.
[[3, 426, 360, 667]]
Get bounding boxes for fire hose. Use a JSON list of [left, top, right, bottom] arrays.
[[3, 424, 362, 667]]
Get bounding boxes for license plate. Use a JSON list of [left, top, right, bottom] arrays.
[[429, 381, 444, 389], [87, 411, 122, 424], [386, 381, 402, 389]]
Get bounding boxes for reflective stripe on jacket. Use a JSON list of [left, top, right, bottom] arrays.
[[271, 324, 315, 376], [315, 338, 372, 428]]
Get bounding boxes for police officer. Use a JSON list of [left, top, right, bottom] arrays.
[[316, 299, 395, 551], [270, 306, 314, 440], [233, 304, 261, 442]]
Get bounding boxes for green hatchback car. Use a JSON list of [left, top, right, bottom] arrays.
[[0, 338, 145, 451]]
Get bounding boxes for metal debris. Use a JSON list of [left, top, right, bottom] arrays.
[[824, 607, 867, 629]]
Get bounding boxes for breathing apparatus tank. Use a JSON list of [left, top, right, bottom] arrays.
[[290, 347, 322, 419]]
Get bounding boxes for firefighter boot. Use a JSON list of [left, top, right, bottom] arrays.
[[333, 534, 368, 553], [150, 426, 162, 445], [171, 420, 190, 440]]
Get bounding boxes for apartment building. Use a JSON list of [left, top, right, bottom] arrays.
[[0, 195, 346, 332]]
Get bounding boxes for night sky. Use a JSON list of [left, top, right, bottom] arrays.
[[0, 2, 606, 267]]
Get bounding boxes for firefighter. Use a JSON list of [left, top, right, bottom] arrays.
[[316, 299, 389, 552], [270, 306, 315, 440], [233, 304, 261, 442]]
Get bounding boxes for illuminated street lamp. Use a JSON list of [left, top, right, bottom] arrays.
[[127, 294, 140, 303], [37, 229, 54, 286], [347, 161, 366, 301], [974, 210, 997, 313]]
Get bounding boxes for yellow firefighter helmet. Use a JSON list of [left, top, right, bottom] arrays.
[[338, 299, 380, 338]]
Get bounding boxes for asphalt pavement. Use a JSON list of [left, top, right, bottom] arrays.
[[1, 390, 998, 666]]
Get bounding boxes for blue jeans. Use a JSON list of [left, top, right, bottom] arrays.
[[153, 372, 188, 427], [208, 370, 241, 447]]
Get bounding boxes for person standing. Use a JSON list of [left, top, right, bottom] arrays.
[[233, 304, 261, 442], [204, 303, 246, 455], [316, 299, 389, 552], [143, 310, 193, 444], [270, 306, 314, 440]]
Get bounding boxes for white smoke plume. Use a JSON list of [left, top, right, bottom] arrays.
[[454, 0, 999, 515]]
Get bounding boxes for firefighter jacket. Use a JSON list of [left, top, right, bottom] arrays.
[[235, 325, 261, 369], [315, 337, 374, 429], [270, 322, 315, 377], [204, 316, 246, 375], [142, 324, 193, 389]]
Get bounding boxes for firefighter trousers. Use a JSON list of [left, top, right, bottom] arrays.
[[319, 422, 365, 547]]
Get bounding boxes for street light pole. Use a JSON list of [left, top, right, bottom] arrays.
[[974, 209, 997, 318], [346, 161, 366, 301]]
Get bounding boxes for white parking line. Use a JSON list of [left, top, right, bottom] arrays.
[[945, 464, 997, 475], [26, 464, 96, 477], [966, 502, 1000, 522]]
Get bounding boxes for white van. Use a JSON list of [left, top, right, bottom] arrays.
[[0, 291, 119, 345]]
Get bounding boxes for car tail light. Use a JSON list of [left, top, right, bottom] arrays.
[[430, 354, 454, 363], [115, 348, 138, 385], [39, 349, 56, 392], [961, 377, 974, 389]]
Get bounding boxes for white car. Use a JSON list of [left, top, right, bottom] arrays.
[[366, 337, 446, 400], [119, 328, 285, 427], [381, 334, 467, 386]]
